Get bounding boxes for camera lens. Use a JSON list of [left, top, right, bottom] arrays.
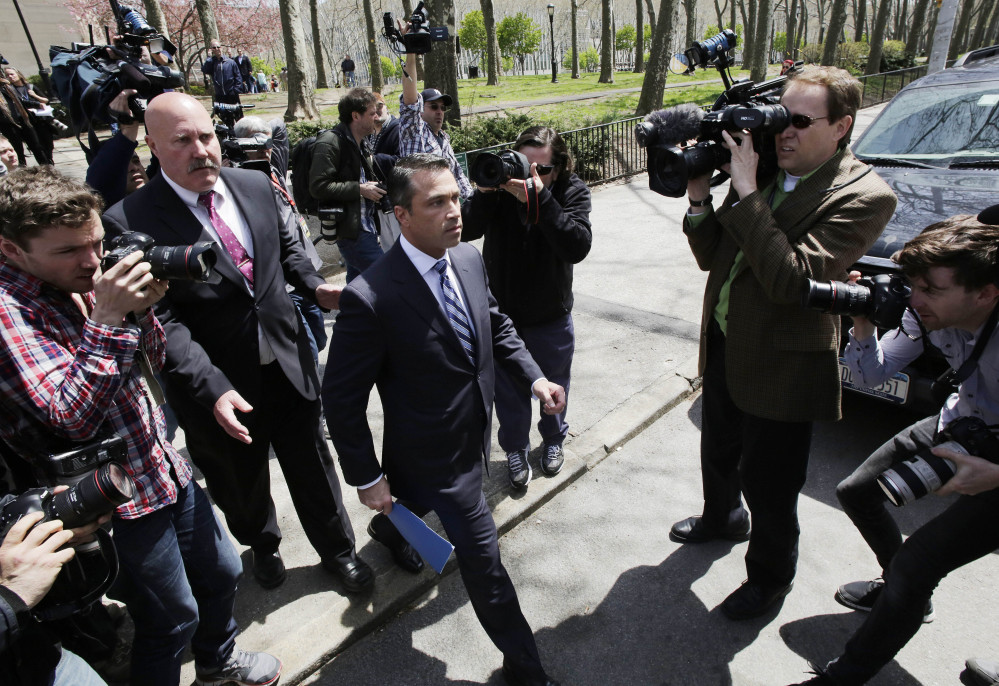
[[470, 152, 509, 187], [46, 463, 136, 528], [801, 279, 872, 316], [877, 442, 961, 507], [146, 242, 218, 282]]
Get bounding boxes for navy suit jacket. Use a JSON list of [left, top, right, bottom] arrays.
[[322, 241, 542, 498], [102, 167, 325, 412]]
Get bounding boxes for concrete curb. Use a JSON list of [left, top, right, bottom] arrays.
[[274, 354, 702, 685]]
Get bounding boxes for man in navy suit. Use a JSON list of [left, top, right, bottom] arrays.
[[102, 92, 370, 594], [323, 154, 564, 686]]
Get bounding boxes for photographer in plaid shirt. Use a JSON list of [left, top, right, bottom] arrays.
[[398, 26, 472, 200], [0, 168, 281, 686]]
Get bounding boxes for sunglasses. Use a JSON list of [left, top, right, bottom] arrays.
[[789, 113, 829, 129], [426, 102, 449, 112], [535, 164, 555, 175]]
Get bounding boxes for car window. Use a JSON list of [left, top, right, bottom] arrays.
[[854, 82, 999, 164]]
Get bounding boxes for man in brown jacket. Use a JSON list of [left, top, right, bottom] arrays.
[[669, 66, 897, 620]]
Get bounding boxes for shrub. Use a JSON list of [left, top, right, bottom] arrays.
[[381, 56, 397, 79], [880, 40, 913, 71], [287, 118, 338, 146], [448, 112, 536, 152], [580, 48, 600, 72]]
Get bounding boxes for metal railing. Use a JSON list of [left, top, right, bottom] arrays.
[[461, 64, 931, 187], [856, 65, 928, 108]]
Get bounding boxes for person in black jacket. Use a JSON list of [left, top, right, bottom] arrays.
[[462, 126, 592, 490]]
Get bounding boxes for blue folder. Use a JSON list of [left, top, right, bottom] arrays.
[[386, 503, 454, 574]]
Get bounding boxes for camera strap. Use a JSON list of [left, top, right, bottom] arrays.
[[522, 178, 541, 225], [922, 304, 999, 399], [32, 528, 119, 623]]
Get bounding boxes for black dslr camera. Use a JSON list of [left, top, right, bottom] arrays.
[[102, 231, 222, 284], [470, 150, 532, 187], [635, 31, 795, 198], [802, 273, 912, 330], [877, 416, 999, 507], [382, 2, 449, 55]]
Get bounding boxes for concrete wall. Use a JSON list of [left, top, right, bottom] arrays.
[[1, 0, 85, 80]]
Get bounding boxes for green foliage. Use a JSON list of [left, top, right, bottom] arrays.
[[834, 41, 870, 72], [249, 56, 269, 74], [579, 48, 600, 72], [773, 31, 786, 54], [703, 24, 742, 41], [801, 42, 824, 63], [616, 25, 637, 52], [644, 24, 652, 44], [381, 56, 397, 79], [880, 40, 914, 71], [459, 10, 488, 61], [501, 55, 514, 72], [497, 12, 542, 69], [185, 83, 209, 96], [448, 111, 536, 152], [286, 118, 339, 146]]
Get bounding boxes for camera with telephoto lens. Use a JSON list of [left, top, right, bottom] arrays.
[[635, 31, 796, 198], [382, 1, 449, 55], [877, 416, 999, 507], [470, 150, 531, 187], [102, 231, 221, 284], [801, 273, 912, 330], [0, 433, 136, 620]]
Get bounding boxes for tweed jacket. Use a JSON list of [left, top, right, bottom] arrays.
[[684, 147, 897, 422]]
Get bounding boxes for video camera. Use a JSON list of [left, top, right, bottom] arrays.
[[635, 31, 796, 198], [382, 1, 449, 55], [102, 231, 222, 284], [0, 433, 135, 620], [49, 0, 182, 132]]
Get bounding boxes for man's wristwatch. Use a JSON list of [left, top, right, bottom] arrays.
[[689, 195, 713, 207]]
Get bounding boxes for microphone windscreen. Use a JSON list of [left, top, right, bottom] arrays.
[[978, 204, 999, 226], [117, 61, 151, 91], [644, 103, 704, 146]]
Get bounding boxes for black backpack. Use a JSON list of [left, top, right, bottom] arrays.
[[289, 129, 331, 215]]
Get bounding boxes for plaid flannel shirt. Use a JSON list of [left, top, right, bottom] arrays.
[[0, 259, 191, 519], [398, 92, 473, 199]]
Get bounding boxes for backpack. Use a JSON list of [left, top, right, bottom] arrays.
[[289, 129, 332, 215]]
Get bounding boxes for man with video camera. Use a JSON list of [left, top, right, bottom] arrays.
[[461, 126, 592, 490], [1, 498, 109, 685], [671, 66, 896, 620], [310, 87, 386, 283], [792, 214, 999, 685], [0, 167, 281, 685]]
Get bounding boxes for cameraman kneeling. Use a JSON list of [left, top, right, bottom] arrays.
[[795, 214, 999, 685], [1, 500, 109, 685]]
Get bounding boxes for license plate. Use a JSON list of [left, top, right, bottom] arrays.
[[839, 358, 910, 404]]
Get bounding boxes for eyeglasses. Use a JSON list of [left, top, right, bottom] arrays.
[[535, 164, 555, 175], [426, 102, 449, 112], [789, 113, 829, 129]]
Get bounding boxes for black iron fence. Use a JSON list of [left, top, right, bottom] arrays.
[[461, 64, 930, 187]]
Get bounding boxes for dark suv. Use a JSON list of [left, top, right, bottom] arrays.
[[843, 46, 999, 410]]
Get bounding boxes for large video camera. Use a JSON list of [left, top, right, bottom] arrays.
[[635, 31, 795, 198], [877, 416, 999, 507], [0, 434, 136, 620], [802, 273, 912, 330], [102, 231, 222, 284], [382, 1, 449, 55], [49, 0, 183, 132]]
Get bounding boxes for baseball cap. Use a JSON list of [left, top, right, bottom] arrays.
[[421, 88, 453, 107]]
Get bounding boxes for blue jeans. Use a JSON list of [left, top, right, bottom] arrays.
[[495, 314, 574, 452], [51, 648, 107, 685], [108, 479, 242, 686], [338, 230, 384, 283]]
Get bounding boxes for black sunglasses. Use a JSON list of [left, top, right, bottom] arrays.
[[789, 113, 829, 129], [426, 102, 449, 112], [535, 163, 555, 175]]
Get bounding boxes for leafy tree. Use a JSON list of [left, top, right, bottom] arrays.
[[616, 24, 638, 52], [497, 12, 542, 75], [381, 55, 397, 79], [460, 10, 489, 64]]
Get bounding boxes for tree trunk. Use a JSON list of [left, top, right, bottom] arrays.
[[599, 0, 615, 83], [684, 0, 697, 46], [745, 0, 758, 66], [924, 1, 938, 54], [141, 0, 168, 36], [480, 0, 502, 85], [363, 0, 383, 92], [279, 0, 319, 120], [636, 0, 679, 115], [738, 0, 750, 41], [193, 0, 219, 45], [646, 0, 658, 28], [948, 0, 976, 58], [986, 0, 999, 45], [730, 0, 736, 33], [750, 0, 772, 80], [799, 2, 808, 47], [866, 0, 893, 74], [310, 0, 328, 89], [906, 0, 930, 58], [821, 0, 849, 65], [786, 0, 797, 59], [969, 0, 990, 49], [854, 0, 867, 40], [572, 0, 581, 77], [714, 0, 726, 30], [636, 0, 646, 71], [424, 0, 460, 128]]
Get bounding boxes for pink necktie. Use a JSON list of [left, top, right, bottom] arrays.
[[198, 191, 254, 286]]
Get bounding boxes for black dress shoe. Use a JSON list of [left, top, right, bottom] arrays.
[[669, 510, 750, 543], [501, 663, 560, 686], [323, 556, 374, 593], [721, 580, 793, 620], [367, 520, 424, 574], [252, 549, 287, 589]]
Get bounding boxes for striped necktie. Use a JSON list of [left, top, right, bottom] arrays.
[[434, 259, 476, 365]]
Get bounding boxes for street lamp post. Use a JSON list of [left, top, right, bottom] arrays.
[[548, 4, 558, 83]]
